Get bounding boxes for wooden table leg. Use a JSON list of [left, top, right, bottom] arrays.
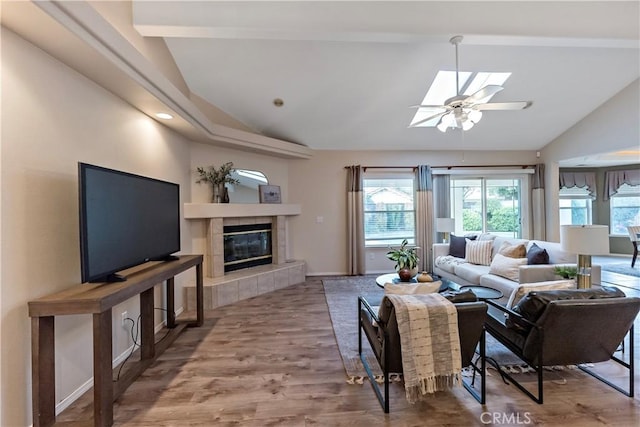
[[166, 278, 176, 329], [140, 288, 155, 360], [31, 316, 55, 427], [196, 262, 204, 327], [93, 311, 113, 427]]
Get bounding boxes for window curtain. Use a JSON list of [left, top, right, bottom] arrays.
[[559, 171, 597, 198], [604, 169, 640, 201], [531, 164, 546, 240], [415, 165, 434, 272], [346, 165, 366, 275], [433, 174, 451, 243]]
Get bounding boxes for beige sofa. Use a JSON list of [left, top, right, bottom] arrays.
[[433, 235, 601, 306]]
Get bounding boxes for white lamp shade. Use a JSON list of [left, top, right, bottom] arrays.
[[436, 218, 455, 233], [560, 225, 610, 255]]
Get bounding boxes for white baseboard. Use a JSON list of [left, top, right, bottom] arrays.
[[306, 272, 348, 276], [54, 306, 184, 415], [307, 270, 390, 276]]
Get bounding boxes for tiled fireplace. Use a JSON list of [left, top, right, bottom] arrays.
[[223, 223, 272, 272], [183, 204, 305, 311]]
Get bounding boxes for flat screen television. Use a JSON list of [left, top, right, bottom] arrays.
[[79, 163, 180, 283]]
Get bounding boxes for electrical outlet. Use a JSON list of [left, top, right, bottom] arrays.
[[121, 311, 128, 328]]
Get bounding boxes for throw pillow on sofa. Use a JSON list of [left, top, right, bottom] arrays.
[[465, 239, 493, 266], [449, 234, 475, 258], [489, 253, 527, 281], [527, 242, 550, 265], [498, 241, 527, 258]]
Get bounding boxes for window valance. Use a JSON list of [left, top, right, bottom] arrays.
[[604, 169, 640, 200], [559, 172, 597, 198]]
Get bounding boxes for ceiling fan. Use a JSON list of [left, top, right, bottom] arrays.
[[410, 35, 533, 132]]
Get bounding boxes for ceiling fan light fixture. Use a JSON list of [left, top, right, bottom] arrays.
[[468, 109, 482, 123], [437, 120, 449, 133]]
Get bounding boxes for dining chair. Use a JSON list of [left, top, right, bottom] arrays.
[[627, 225, 640, 268]]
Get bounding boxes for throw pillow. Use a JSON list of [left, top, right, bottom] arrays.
[[449, 234, 474, 258], [498, 241, 527, 258], [384, 281, 442, 295], [505, 279, 576, 309], [465, 239, 493, 266], [477, 233, 497, 241], [527, 243, 550, 265], [489, 253, 527, 281]]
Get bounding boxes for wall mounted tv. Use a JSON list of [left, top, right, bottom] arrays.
[[79, 163, 181, 283]]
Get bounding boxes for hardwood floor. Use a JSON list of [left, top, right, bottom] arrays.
[[58, 276, 640, 426]]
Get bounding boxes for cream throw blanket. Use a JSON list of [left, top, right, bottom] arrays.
[[384, 293, 462, 403]]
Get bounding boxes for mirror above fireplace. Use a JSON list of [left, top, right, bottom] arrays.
[[227, 169, 268, 203]]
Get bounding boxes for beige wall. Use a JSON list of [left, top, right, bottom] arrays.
[[541, 79, 640, 242], [1, 28, 195, 426], [187, 143, 292, 260], [288, 150, 540, 275], [189, 143, 290, 204]]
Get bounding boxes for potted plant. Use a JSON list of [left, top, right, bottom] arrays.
[[386, 239, 420, 281], [554, 265, 578, 280], [196, 162, 240, 203]]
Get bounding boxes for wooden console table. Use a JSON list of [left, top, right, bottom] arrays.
[[28, 255, 203, 427]]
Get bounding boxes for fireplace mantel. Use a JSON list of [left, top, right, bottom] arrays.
[[184, 203, 301, 219]]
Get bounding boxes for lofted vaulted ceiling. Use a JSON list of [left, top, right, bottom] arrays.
[[131, 0, 639, 154], [2, 1, 639, 163]]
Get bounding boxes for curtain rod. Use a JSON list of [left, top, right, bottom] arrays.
[[344, 165, 535, 170]]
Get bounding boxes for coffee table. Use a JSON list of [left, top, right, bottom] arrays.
[[375, 273, 449, 292], [376, 274, 502, 300]]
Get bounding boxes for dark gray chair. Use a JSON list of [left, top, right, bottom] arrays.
[[358, 295, 488, 412], [484, 287, 640, 404]]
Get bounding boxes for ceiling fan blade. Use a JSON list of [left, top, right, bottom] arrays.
[[409, 104, 450, 109], [475, 101, 533, 111], [409, 111, 447, 127], [466, 85, 504, 103]]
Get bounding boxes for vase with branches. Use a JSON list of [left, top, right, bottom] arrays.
[[196, 162, 240, 203]]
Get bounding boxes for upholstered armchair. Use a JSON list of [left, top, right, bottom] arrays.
[[484, 287, 640, 404], [358, 295, 487, 412]]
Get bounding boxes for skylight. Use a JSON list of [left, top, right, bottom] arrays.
[[410, 71, 511, 127]]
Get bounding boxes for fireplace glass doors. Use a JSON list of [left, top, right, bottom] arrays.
[[223, 223, 272, 272]]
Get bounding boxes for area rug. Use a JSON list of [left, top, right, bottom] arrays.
[[601, 263, 640, 278], [322, 276, 530, 383], [322, 276, 384, 383]]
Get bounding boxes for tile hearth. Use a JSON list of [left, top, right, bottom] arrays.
[[184, 260, 306, 311]]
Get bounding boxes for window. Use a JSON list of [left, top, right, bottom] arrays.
[[559, 187, 593, 225], [450, 177, 522, 238], [363, 177, 415, 246], [610, 183, 640, 236]]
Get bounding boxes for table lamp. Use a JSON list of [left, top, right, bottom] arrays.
[[560, 224, 610, 289], [436, 218, 455, 243]]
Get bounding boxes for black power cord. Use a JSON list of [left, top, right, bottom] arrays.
[[113, 307, 175, 382]]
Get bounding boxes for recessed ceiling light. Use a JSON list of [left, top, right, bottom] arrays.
[[155, 112, 173, 120]]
